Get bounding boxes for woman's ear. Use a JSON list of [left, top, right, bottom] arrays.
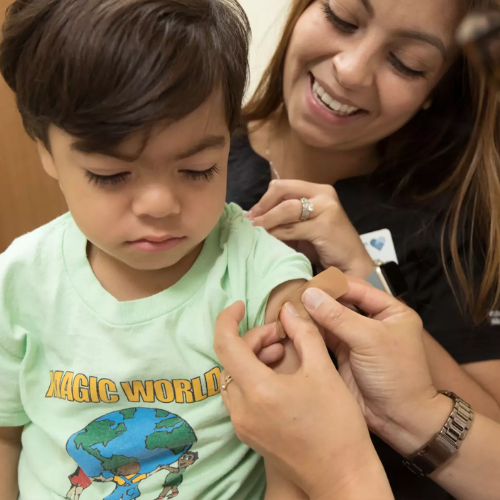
[[36, 140, 59, 180]]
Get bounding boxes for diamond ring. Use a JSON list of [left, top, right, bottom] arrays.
[[300, 198, 314, 222]]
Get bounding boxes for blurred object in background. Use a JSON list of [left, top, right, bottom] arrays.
[[0, 0, 66, 252], [457, 10, 500, 88], [238, 0, 291, 99]]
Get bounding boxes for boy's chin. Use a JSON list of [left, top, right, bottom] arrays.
[[121, 253, 185, 271], [120, 243, 202, 272]]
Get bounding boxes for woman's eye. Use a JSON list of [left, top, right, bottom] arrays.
[[182, 165, 220, 182], [322, 2, 358, 33], [389, 54, 426, 79], [85, 171, 130, 187]]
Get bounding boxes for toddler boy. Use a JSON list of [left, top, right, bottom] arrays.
[[0, 1, 312, 499]]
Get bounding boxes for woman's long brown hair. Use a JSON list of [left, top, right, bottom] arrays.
[[244, 0, 500, 323]]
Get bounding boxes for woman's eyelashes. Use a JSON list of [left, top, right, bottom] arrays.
[[85, 164, 221, 188], [322, 2, 358, 33], [389, 54, 426, 79], [322, 2, 427, 79]]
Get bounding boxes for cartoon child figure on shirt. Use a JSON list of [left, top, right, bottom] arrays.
[[93, 462, 166, 500], [66, 467, 92, 500], [154, 452, 199, 499]]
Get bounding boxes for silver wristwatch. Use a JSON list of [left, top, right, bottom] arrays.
[[402, 391, 474, 476]]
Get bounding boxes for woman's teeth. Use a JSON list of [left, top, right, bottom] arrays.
[[312, 80, 359, 116]]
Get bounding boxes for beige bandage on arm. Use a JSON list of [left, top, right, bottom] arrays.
[[277, 267, 349, 338]]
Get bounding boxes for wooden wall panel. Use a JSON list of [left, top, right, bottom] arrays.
[[0, 0, 66, 252]]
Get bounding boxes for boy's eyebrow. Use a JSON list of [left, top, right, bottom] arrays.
[[174, 135, 227, 160]]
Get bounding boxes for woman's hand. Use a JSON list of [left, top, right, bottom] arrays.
[[247, 179, 373, 278], [302, 280, 451, 456], [214, 301, 391, 500]]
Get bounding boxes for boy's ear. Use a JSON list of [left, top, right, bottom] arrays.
[[36, 140, 59, 180]]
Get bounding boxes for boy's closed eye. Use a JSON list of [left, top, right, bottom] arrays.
[[84, 164, 221, 187]]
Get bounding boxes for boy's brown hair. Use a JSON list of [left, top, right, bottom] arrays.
[[0, 0, 250, 154]]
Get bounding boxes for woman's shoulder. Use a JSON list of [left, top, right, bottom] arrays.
[[227, 125, 272, 211]]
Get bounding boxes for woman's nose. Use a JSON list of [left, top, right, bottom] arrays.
[[132, 184, 181, 219], [332, 42, 376, 90]]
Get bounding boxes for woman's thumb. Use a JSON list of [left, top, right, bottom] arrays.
[[279, 303, 336, 373], [301, 288, 377, 350]]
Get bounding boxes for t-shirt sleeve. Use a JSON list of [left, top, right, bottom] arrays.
[[242, 224, 313, 331], [0, 245, 30, 427]]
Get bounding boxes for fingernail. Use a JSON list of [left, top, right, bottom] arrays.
[[285, 302, 300, 316], [248, 209, 255, 218], [302, 288, 323, 310]]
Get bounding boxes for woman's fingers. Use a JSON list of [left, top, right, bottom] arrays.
[[249, 179, 331, 217], [268, 220, 317, 242], [301, 288, 383, 350], [241, 321, 282, 353], [219, 369, 246, 416], [256, 343, 286, 365], [214, 302, 273, 387], [278, 303, 338, 375], [341, 279, 412, 321], [250, 198, 315, 230]]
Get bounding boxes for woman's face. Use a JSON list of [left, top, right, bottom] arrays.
[[283, 0, 463, 150]]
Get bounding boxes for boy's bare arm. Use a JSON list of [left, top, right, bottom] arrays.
[[263, 280, 309, 500], [264, 280, 307, 374], [0, 426, 23, 500]]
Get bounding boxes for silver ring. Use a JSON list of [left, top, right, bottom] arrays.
[[221, 375, 233, 391], [300, 198, 314, 222]]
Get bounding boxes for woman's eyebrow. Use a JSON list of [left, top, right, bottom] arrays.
[[394, 29, 447, 58], [357, 0, 375, 17], [354, 0, 447, 58]]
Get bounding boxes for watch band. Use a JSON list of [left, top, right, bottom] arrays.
[[366, 261, 408, 298], [402, 391, 474, 476]]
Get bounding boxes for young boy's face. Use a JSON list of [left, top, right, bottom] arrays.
[[38, 92, 230, 272]]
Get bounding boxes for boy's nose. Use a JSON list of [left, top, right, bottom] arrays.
[[132, 185, 181, 219]]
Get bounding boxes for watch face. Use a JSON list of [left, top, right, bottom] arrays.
[[381, 262, 409, 297]]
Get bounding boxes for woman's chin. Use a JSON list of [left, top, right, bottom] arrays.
[[291, 120, 356, 150]]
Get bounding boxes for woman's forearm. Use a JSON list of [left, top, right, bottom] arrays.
[[433, 412, 500, 500], [422, 331, 500, 421], [321, 458, 394, 500], [377, 394, 500, 500]]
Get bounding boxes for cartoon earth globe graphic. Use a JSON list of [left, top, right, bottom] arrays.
[[66, 408, 197, 479]]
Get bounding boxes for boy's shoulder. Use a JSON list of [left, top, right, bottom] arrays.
[[218, 202, 286, 252], [217, 202, 311, 271], [0, 212, 72, 274]]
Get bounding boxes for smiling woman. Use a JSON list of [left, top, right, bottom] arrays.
[[227, 1, 500, 499]]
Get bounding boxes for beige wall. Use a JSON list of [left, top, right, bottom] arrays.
[[238, 0, 291, 99]]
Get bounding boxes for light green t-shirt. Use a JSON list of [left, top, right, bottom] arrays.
[[0, 203, 312, 500]]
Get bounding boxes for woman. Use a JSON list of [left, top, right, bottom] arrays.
[[214, 281, 500, 500], [227, 1, 500, 497]]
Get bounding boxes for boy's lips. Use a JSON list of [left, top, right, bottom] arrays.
[[128, 236, 186, 252]]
